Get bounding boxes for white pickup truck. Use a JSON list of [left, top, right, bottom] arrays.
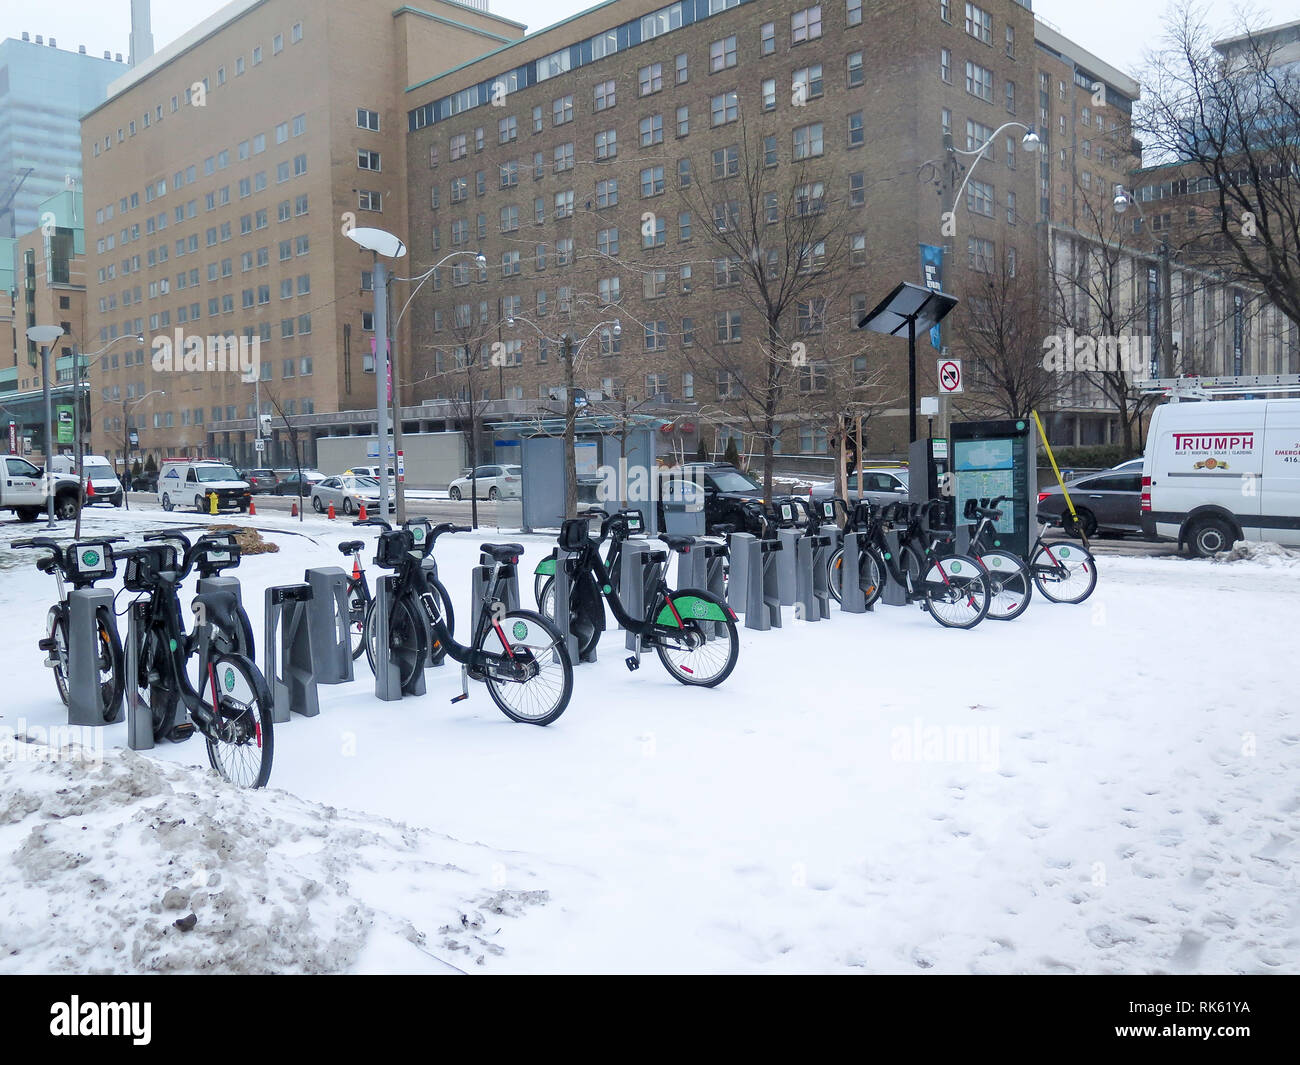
[[1, 456, 83, 522]]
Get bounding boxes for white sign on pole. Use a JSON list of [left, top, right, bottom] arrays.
[[254, 438, 265, 453], [937, 359, 964, 394]]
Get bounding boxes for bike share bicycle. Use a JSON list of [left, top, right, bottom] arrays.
[[117, 531, 274, 788], [16, 536, 127, 720], [826, 498, 991, 628], [355, 518, 573, 725], [538, 510, 740, 686], [342, 518, 455, 665], [965, 497, 1098, 604], [951, 496, 1034, 621]]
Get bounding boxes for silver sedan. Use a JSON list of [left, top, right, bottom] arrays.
[[310, 475, 395, 516]]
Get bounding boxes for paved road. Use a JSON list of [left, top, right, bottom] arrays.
[[118, 492, 509, 527]]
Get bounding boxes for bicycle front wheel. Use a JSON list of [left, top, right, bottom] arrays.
[[202, 652, 274, 789], [1031, 541, 1098, 604], [479, 609, 573, 726], [364, 594, 428, 688], [922, 555, 990, 629], [347, 580, 369, 660], [979, 551, 1032, 621], [654, 590, 739, 687]]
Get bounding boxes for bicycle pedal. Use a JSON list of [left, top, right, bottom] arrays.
[[166, 722, 196, 743], [625, 656, 639, 672], [37, 637, 57, 652]]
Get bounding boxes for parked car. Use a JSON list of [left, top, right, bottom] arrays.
[[272, 469, 327, 496], [310, 475, 396, 516], [448, 464, 522, 500], [808, 467, 909, 509], [1037, 461, 1143, 538], [240, 468, 279, 494], [1144, 398, 1300, 556], [0, 456, 80, 521], [131, 470, 159, 492], [47, 454, 125, 507], [658, 462, 766, 534], [344, 466, 396, 480], [158, 459, 250, 513]]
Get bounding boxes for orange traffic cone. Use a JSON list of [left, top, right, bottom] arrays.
[[327, 501, 335, 520], [247, 497, 256, 516], [290, 499, 299, 517], [358, 503, 368, 521], [86, 480, 95, 499]]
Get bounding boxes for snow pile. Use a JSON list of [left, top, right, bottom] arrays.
[[1211, 540, 1300, 567], [0, 742, 548, 974]]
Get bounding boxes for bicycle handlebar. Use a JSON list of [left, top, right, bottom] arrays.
[[353, 517, 393, 531], [431, 522, 471, 542]]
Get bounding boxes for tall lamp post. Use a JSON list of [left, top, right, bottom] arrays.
[[345, 227, 408, 523], [1113, 184, 1176, 380], [26, 324, 65, 528]]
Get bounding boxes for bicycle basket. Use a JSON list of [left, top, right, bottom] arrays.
[[559, 517, 591, 551], [123, 544, 178, 591], [375, 529, 416, 569]]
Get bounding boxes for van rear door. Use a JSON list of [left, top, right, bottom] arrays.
[[1262, 402, 1300, 546]]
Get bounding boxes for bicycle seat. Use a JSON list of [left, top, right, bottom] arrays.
[[712, 523, 735, 536], [338, 540, 365, 556], [480, 542, 524, 563], [191, 590, 241, 635], [659, 533, 696, 553]]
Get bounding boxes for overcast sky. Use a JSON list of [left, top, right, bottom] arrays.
[[0, 0, 1294, 86]]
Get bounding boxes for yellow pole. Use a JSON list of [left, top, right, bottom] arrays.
[[1031, 409, 1088, 548]]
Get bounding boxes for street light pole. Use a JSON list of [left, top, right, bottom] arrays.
[[27, 324, 65, 528]]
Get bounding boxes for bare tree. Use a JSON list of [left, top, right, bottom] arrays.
[[673, 116, 856, 500], [950, 245, 1065, 420], [264, 387, 305, 521], [1138, 3, 1300, 331]]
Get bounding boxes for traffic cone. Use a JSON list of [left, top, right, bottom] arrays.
[[290, 499, 299, 517], [86, 480, 95, 499], [358, 503, 368, 521], [247, 497, 256, 516], [327, 501, 335, 520]]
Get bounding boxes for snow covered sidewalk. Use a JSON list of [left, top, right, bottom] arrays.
[[0, 509, 1296, 973]]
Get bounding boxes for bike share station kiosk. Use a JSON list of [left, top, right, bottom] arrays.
[[948, 419, 1037, 560]]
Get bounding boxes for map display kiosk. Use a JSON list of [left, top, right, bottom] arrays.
[[950, 419, 1037, 560]]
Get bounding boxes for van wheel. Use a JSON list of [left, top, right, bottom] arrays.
[[1188, 517, 1235, 558], [1062, 508, 1097, 539], [54, 496, 78, 521]]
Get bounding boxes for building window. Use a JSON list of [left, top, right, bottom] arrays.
[[966, 178, 994, 217], [847, 0, 863, 26], [639, 114, 664, 146], [639, 63, 663, 95], [760, 22, 775, 55], [846, 112, 864, 148], [964, 3, 992, 45], [965, 61, 994, 102], [499, 114, 517, 143], [358, 190, 382, 211], [712, 144, 740, 179], [940, 48, 951, 82], [552, 94, 574, 125], [967, 236, 994, 273], [791, 6, 823, 44], [676, 53, 688, 84], [710, 92, 739, 126], [358, 150, 381, 171], [847, 52, 864, 88], [849, 171, 865, 206], [709, 35, 738, 72], [641, 165, 666, 197], [595, 80, 616, 111]]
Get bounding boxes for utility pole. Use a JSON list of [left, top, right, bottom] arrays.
[[563, 333, 577, 519]]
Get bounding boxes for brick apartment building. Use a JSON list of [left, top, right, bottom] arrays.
[[81, 0, 526, 469]]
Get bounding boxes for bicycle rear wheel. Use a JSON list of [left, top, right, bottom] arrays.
[[202, 652, 274, 789], [347, 580, 369, 660], [921, 555, 990, 629], [654, 590, 739, 687], [1031, 541, 1097, 604], [48, 606, 126, 721], [480, 609, 572, 726], [978, 551, 1032, 620]]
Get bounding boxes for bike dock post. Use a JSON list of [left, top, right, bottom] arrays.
[[839, 532, 867, 614], [776, 528, 800, 607], [67, 586, 120, 725], [549, 548, 583, 663], [264, 583, 319, 722], [304, 568, 354, 685], [618, 539, 662, 653], [725, 532, 754, 615], [195, 574, 249, 654], [881, 527, 910, 607], [470, 555, 521, 634], [794, 535, 819, 624], [811, 526, 838, 620], [372, 576, 412, 700], [757, 540, 783, 628], [124, 600, 154, 750]]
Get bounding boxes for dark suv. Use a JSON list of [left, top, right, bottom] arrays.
[[241, 468, 279, 494], [667, 462, 766, 534]]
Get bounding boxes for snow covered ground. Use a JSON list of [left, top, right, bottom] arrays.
[[0, 507, 1296, 974]]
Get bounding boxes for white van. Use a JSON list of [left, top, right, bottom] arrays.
[[47, 454, 124, 507], [158, 459, 250, 513], [1142, 398, 1300, 556]]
